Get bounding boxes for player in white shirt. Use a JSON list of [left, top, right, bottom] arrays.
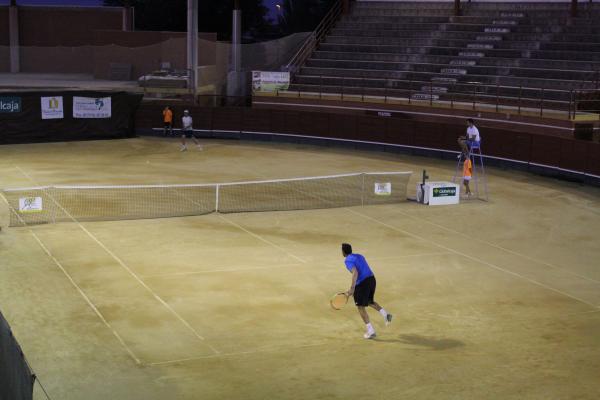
[[458, 118, 480, 159], [180, 110, 203, 151]]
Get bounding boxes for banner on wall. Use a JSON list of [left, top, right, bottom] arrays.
[[73, 96, 112, 119], [0, 97, 21, 113], [41, 96, 64, 120], [252, 71, 290, 92]]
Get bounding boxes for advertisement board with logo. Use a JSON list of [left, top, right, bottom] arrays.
[[374, 182, 392, 196], [416, 181, 460, 206], [252, 71, 290, 92], [73, 96, 112, 119], [41, 96, 64, 120], [19, 197, 43, 213], [0, 97, 22, 113]]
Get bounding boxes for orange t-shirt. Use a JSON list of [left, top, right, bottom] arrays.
[[463, 158, 472, 178], [163, 109, 173, 123]]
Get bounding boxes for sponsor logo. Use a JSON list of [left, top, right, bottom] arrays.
[[0, 97, 21, 113], [374, 182, 392, 196], [73, 96, 112, 119], [432, 187, 457, 197], [252, 71, 290, 93], [19, 197, 43, 213], [41, 96, 64, 119]]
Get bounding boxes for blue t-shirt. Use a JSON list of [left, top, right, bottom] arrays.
[[344, 253, 374, 285]]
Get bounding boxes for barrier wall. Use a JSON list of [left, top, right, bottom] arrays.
[[0, 311, 34, 400], [0, 91, 142, 144], [135, 103, 600, 185]]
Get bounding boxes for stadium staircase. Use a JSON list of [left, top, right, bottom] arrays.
[[280, 1, 600, 118]]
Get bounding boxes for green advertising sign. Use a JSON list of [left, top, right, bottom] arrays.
[[433, 187, 457, 197], [0, 97, 22, 113]]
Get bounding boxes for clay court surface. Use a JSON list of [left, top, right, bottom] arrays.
[[1, 137, 599, 399]]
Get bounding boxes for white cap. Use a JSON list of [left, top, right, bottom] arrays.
[[184, 109, 189, 113]]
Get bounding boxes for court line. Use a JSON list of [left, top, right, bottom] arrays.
[[148, 341, 329, 366], [217, 214, 307, 264], [392, 209, 600, 285], [345, 208, 600, 309], [14, 165, 220, 356], [141, 262, 305, 278], [0, 193, 142, 365], [141, 252, 453, 278]]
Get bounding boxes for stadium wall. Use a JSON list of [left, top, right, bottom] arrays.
[[135, 104, 600, 185], [17, 6, 122, 46], [0, 310, 34, 400], [0, 91, 142, 145]]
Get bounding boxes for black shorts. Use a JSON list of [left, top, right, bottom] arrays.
[[353, 276, 376, 307], [182, 129, 196, 138]]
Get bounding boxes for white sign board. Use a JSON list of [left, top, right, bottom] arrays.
[[19, 197, 43, 213], [374, 182, 392, 196], [41, 96, 64, 119], [73, 96, 112, 119], [416, 181, 460, 206], [252, 71, 290, 92]]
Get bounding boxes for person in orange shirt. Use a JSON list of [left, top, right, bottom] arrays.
[[162, 106, 173, 136], [463, 156, 473, 197]]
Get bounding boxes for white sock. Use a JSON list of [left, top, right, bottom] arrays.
[[366, 323, 374, 333], [379, 309, 388, 319]]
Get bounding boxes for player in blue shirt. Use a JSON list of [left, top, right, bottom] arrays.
[[342, 243, 392, 339]]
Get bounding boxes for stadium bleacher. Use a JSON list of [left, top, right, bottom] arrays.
[[288, 1, 600, 115]]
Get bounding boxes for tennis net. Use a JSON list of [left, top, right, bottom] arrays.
[[2, 171, 412, 227]]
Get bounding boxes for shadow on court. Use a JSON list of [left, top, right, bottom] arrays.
[[374, 334, 464, 350]]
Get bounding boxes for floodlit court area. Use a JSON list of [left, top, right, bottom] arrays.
[[1, 137, 600, 400]]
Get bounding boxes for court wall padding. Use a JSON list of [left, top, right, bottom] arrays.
[[136, 104, 600, 186], [0, 311, 34, 400], [0, 91, 142, 144]]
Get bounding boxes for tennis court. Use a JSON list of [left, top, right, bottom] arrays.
[[1, 137, 600, 399]]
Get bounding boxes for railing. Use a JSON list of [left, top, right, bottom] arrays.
[[284, 0, 344, 75], [254, 78, 600, 121]]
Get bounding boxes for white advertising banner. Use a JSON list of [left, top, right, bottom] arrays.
[[19, 197, 43, 213], [41, 96, 64, 120], [252, 71, 290, 92], [374, 182, 392, 196], [73, 96, 112, 119]]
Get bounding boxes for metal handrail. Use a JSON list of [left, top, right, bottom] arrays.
[[284, 0, 344, 74], [263, 77, 600, 119]]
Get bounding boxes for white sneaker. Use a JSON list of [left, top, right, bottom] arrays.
[[196, 144, 203, 150], [385, 314, 393, 327], [363, 331, 376, 339], [180, 146, 187, 152]]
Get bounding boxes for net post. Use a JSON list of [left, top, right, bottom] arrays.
[[215, 184, 220, 212]]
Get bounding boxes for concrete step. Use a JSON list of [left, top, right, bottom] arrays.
[[297, 67, 596, 91], [287, 83, 571, 111], [317, 43, 600, 62], [331, 28, 600, 43], [311, 51, 600, 71], [325, 35, 540, 50], [292, 76, 577, 101], [352, 1, 596, 12]]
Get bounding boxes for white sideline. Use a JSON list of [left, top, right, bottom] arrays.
[[218, 214, 307, 264], [14, 165, 221, 356], [2, 184, 142, 365], [346, 207, 600, 309]]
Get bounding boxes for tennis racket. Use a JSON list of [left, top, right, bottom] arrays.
[[330, 292, 349, 310]]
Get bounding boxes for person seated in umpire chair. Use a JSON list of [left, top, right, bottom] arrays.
[[457, 118, 481, 159]]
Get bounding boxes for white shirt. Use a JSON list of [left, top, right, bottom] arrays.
[[182, 115, 193, 129], [467, 125, 480, 142]]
